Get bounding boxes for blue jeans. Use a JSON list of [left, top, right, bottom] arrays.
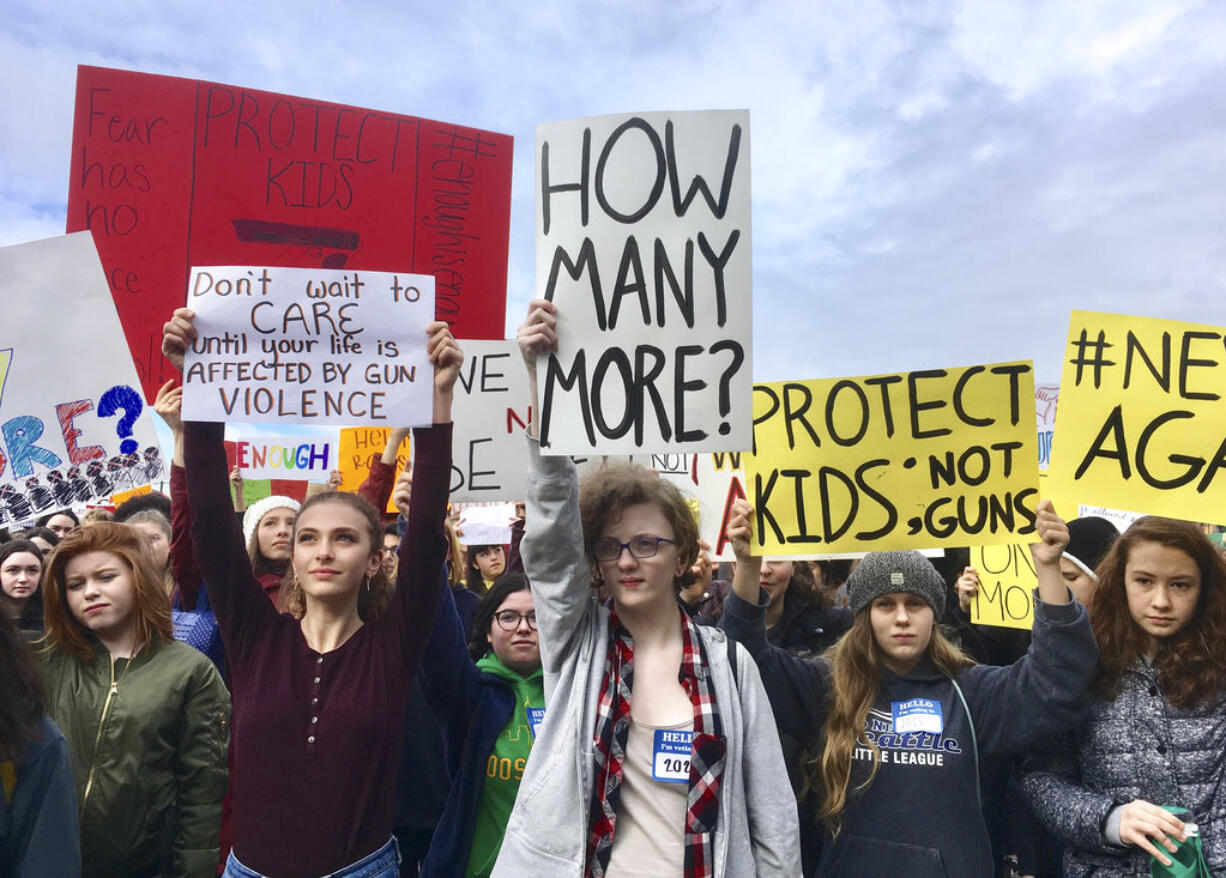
[[225, 837, 401, 878]]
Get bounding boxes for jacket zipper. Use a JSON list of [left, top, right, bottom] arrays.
[[82, 654, 118, 807]]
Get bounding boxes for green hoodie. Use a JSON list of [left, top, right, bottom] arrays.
[[465, 654, 545, 878]]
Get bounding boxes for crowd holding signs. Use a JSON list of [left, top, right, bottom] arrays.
[[5, 73, 1221, 592], [7, 61, 1226, 878]]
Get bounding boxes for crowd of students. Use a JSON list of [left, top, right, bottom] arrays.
[[0, 298, 1222, 877]]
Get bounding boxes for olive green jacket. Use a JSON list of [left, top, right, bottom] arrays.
[[41, 637, 230, 877]]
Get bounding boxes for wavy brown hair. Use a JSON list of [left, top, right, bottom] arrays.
[[0, 610, 45, 761], [812, 611, 972, 835], [1089, 516, 1226, 709], [578, 462, 699, 586], [277, 491, 391, 622], [42, 521, 173, 661]]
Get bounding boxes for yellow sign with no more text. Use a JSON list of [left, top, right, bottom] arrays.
[[968, 543, 1037, 630], [745, 361, 1040, 555]]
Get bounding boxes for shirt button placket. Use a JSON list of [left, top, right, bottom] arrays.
[[308, 654, 324, 756]]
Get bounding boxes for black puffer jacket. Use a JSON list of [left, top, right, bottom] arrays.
[[1020, 660, 1226, 877]]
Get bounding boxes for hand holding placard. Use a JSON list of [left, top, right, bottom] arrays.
[[180, 266, 435, 427], [517, 298, 559, 440], [535, 110, 753, 454], [1030, 499, 1071, 606]]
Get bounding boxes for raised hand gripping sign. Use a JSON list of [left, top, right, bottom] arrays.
[[1048, 310, 1226, 523], [182, 266, 434, 427], [535, 110, 753, 455]]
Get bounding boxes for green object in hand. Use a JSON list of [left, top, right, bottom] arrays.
[[1150, 806, 1210, 878]]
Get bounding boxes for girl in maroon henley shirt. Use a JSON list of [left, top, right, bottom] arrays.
[[169, 311, 460, 877]]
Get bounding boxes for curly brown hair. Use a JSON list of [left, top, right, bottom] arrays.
[[578, 462, 699, 587], [1089, 516, 1226, 709], [277, 492, 392, 622]]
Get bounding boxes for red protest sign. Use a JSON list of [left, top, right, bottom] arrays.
[[67, 65, 513, 402]]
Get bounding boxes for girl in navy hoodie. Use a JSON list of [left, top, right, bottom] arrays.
[[720, 499, 1097, 877]]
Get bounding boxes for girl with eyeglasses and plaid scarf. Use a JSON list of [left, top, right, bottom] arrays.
[[490, 300, 801, 878]]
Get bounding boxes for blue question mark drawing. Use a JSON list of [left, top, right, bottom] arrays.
[[97, 385, 144, 455]]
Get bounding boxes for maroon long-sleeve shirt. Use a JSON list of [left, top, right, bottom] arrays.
[[184, 420, 449, 877]]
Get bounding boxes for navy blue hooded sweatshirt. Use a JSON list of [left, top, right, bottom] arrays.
[[721, 589, 1096, 877], [416, 565, 522, 877]]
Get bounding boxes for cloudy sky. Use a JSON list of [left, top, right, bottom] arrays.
[[3, 0, 1225, 384]]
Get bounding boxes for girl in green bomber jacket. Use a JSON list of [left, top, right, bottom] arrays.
[[39, 521, 230, 877]]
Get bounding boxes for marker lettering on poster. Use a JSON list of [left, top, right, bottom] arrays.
[[182, 266, 434, 427], [746, 363, 1040, 556], [1049, 311, 1226, 522], [67, 66, 514, 400], [535, 110, 753, 454], [0, 234, 161, 512]]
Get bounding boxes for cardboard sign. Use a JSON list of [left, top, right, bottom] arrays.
[[456, 503, 515, 545], [223, 441, 314, 507], [968, 543, 1037, 630], [535, 110, 752, 454], [1048, 311, 1226, 525], [653, 452, 746, 562], [66, 65, 514, 402], [111, 483, 153, 508], [1036, 384, 1058, 470], [0, 233, 161, 518], [231, 435, 337, 480], [746, 363, 1040, 555], [182, 266, 434, 427], [450, 340, 533, 500], [449, 340, 643, 501], [336, 427, 409, 514]]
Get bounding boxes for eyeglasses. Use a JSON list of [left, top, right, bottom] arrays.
[[493, 610, 537, 631], [592, 535, 676, 562]]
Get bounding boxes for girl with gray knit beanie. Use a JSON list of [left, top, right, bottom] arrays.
[[719, 499, 1099, 877]]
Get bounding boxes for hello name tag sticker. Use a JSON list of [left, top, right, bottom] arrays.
[[891, 697, 944, 734], [527, 707, 546, 740], [651, 729, 693, 783]]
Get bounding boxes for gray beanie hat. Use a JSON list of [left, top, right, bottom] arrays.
[[848, 550, 946, 617]]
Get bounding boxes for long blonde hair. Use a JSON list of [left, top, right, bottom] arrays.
[[813, 613, 972, 835]]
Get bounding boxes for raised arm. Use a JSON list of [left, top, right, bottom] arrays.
[[357, 428, 408, 513], [516, 300, 596, 688], [162, 308, 279, 657], [156, 380, 205, 611], [417, 567, 489, 771], [959, 500, 1098, 754], [387, 322, 460, 672], [718, 499, 830, 741]]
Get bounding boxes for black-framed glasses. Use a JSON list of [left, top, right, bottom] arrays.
[[493, 610, 538, 631], [592, 535, 676, 562]]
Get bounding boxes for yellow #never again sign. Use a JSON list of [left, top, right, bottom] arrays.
[[968, 543, 1037, 630], [337, 427, 410, 514], [1049, 311, 1226, 524], [746, 362, 1039, 555]]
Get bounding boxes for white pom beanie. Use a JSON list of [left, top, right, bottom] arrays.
[[243, 495, 302, 547]]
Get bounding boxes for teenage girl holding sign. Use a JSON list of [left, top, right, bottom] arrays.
[[719, 498, 1097, 877], [162, 308, 461, 878], [493, 299, 800, 877]]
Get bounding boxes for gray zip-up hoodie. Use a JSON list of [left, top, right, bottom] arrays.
[[492, 440, 802, 877]]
